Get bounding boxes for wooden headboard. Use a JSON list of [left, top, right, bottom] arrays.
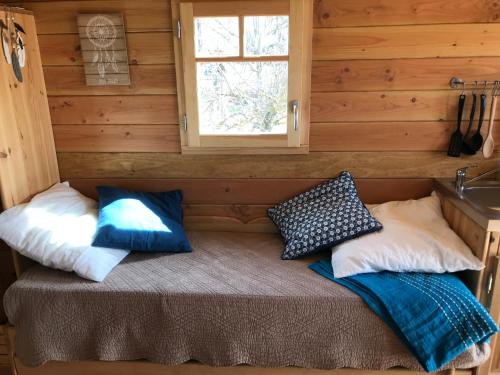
[[69, 178, 435, 233], [0, 9, 59, 211]]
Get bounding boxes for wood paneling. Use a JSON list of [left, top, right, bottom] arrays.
[[49, 96, 178, 125], [311, 58, 500, 92], [7, 0, 500, 178], [441, 197, 489, 262], [39, 32, 174, 66], [311, 91, 456, 123], [44, 65, 177, 95], [311, 90, 500, 123], [313, 24, 500, 60], [69, 178, 434, 205], [57, 152, 497, 179], [53, 125, 181, 152], [16, 0, 172, 34], [310, 122, 500, 151], [0, 11, 60, 209], [52, 121, 500, 153], [66, 177, 435, 232], [313, 0, 498, 28], [482, 252, 500, 375]]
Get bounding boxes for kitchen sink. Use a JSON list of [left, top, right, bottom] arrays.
[[462, 181, 500, 211], [436, 179, 500, 222]]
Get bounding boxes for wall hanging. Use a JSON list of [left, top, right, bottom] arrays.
[[78, 13, 130, 86], [1, 6, 26, 82]]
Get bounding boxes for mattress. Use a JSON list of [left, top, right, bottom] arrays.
[[3, 231, 490, 370]]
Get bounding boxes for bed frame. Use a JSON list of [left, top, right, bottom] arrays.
[[6, 352, 467, 375]]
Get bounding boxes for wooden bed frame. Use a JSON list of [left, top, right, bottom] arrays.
[[6, 352, 466, 375]]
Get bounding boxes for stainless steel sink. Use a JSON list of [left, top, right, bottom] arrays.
[[462, 181, 500, 211], [436, 179, 500, 221]]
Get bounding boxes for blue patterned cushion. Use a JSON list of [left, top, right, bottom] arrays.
[[268, 171, 382, 260]]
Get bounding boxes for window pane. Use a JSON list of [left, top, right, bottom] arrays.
[[244, 16, 288, 57], [195, 17, 239, 58], [197, 62, 288, 135]]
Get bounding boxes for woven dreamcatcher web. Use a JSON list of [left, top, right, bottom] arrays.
[[78, 13, 130, 86], [85, 15, 119, 78]]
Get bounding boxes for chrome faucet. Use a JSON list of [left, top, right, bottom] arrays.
[[455, 166, 475, 193], [455, 165, 500, 193]]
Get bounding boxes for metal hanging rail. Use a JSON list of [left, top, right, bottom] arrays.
[[450, 77, 500, 89]]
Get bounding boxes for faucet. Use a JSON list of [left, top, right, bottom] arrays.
[[455, 166, 475, 193], [455, 165, 500, 193]]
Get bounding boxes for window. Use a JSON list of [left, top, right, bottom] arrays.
[[172, 0, 313, 154]]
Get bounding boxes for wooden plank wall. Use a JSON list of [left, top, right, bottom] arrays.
[[3, 0, 500, 180]]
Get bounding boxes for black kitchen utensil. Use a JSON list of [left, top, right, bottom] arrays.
[[447, 93, 466, 157], [462, 93, 477, 155], [468, 93, 487, 152]]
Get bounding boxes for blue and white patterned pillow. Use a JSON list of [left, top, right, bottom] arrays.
[[268, 171, 383, 260]]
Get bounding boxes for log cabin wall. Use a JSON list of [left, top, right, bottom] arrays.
[[3, 0, 500, 181]]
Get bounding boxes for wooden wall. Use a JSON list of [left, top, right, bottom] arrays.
[[4, 0, 500, 180]]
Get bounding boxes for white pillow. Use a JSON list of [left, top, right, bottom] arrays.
[[0, 182, 129, 281], [331, 192, 484, 278]]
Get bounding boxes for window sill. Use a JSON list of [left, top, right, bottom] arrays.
[[180, 146, 309, 155]]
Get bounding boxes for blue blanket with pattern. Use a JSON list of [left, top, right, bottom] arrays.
[[309, 259, 498, 372]]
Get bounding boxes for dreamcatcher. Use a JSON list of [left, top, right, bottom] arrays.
[[85, 15, 119, 78], [1, 7, 26, 82]]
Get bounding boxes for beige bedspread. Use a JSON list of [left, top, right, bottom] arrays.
[[3, 231, 490, 370]]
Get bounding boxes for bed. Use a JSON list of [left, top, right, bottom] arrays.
[[4, 230, 490, 372]]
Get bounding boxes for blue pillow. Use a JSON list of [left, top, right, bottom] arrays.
[[92, 186, 192, 253], [268, 171, 382, 260]]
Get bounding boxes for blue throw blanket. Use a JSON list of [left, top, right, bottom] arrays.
[[309, 259, 499, 372]]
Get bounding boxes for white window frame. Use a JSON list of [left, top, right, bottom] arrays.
[[172, 0, 313, 154]]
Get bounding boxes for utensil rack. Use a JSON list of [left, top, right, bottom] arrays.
[[450, 77, 500, 89]]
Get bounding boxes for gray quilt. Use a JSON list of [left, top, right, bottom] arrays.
[[3, 231, 490, 370]]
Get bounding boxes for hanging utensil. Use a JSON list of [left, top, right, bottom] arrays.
[[447, 86, 467, 157], [462, 83, 478, 155], [483, 82, 498, 158], [469, 88, 487, 152]]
